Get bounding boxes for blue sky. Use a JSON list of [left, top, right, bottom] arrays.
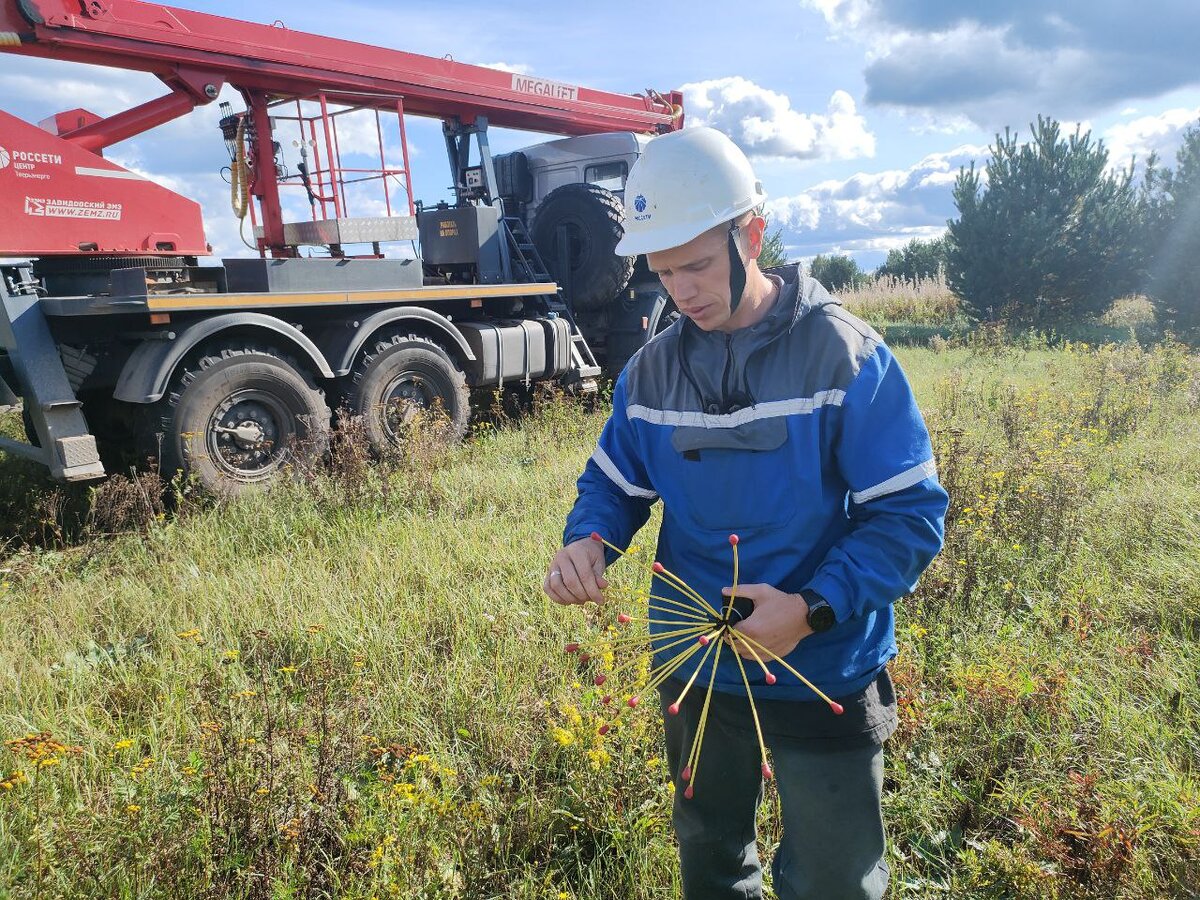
[[2, 0, 1199, 268]]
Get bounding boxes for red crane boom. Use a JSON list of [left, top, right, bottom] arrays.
[[0, 0, 682, 134], [0, 0, 683, 255]]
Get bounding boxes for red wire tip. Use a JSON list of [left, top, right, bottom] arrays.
[[598, 724, 610, 735], [589, 531, 603, 542], [728, 534, 740, 546], [829, 701, 845, 716], [601, 695, 613, 705], [593, 674, 606, 686], [652, 561, 665, 573], [684, 784, 695, 800], [761, 763, 773, 780], [765, 673, 777, 686], [564, 643, 580, 654], [698, 634, 711, 646], [617, 613, 632, 624], [578, 653, 590, 664], [627, 696, 640, 708], [667, 703, 680, 716], [681, 765, 692, 781]]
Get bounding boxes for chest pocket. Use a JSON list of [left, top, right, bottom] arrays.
[[666, 416, 801, 533]]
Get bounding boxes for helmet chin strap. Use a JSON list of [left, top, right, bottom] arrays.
[[727, 222, 748, 316]]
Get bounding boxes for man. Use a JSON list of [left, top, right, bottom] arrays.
[[543, 126, 948, 900]]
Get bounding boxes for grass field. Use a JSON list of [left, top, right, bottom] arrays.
[[1, 339, 1198, 899]]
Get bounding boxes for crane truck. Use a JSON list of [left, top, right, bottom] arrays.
[[0, 0, 684, 493]]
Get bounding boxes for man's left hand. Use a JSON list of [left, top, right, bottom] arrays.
[[722, 583, 812, 661]]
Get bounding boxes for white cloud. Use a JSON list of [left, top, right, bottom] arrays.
[[801, 0, 1200, 128], [766, 144, 986, 262], [805, 0, 871, 31], [680, 77, 875, 162], [0, 64, 152, 117], [473, 61, 532, 75], [1103, 106, 1200, 169]]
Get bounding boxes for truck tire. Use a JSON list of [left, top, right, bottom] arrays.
[[348, 333, 469, 453], [152, 345, 331, 495], [531, 183, 635, 312]]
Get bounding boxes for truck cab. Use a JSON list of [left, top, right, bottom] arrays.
[[519, 132, 648, 204], [495, 133, 676, 375]]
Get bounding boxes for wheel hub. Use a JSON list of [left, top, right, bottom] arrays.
[[381, 374, 436, 440], [206, 392, 289, 480], [217, 419, 267, 447]]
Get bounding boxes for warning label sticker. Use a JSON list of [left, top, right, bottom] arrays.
[[24, 197, 122, 220]]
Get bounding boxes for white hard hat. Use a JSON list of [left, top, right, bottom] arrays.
[[615, 126, 767, 257]]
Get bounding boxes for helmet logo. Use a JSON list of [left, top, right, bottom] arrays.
[[634, 194, 647, 213]]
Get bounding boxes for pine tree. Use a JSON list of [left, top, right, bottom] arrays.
[[758, 215, 788, 269], [947, 117, 1142, 331], [1143, 122, 1200, 343]]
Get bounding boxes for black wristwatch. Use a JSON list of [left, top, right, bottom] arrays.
[[801, 590, 836, 633]]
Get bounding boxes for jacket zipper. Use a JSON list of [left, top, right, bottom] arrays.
[[720, 334, 735, 410]]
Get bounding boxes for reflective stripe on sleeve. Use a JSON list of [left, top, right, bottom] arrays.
[[850, 458, 938, 504], [592, 446, 658, 499]]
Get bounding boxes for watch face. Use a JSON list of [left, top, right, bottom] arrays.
[[808, 603, 836, 632]]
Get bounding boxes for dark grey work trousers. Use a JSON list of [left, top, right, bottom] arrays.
[[660, 689, 890, 900]]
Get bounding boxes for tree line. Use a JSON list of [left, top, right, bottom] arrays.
[[797, 116, 1200, 343]]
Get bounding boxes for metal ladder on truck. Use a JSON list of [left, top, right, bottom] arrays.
[[501, 216, 602, 389]]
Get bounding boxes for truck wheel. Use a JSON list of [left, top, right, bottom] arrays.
[[348, 333, 469, 452], [154, 346, 330, 495], [531, 183, 635, 312]]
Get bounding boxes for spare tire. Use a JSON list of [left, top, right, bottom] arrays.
[[531, 183, 635, 312]]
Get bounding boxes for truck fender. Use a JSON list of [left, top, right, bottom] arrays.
[[113, 312, 335, 404], [324, 306, 475, 377]]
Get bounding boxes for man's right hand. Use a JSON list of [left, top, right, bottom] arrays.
[[544, 538, 609, 605]]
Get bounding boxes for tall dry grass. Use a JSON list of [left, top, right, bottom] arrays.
[[836, 273, 961, 326]]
